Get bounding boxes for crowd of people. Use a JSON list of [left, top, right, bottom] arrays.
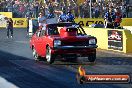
[[78, 0, 130, 18], [0, 0, 45, 18], [0, 0, 131, 18]]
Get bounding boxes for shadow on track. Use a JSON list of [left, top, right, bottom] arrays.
[[0, 50, 71, 88]]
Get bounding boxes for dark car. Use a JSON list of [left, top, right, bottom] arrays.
[[30, 22, 98, 64]]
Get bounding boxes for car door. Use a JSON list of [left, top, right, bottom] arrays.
[[38, 28, 47, 57], [33, 30, 42, 56]]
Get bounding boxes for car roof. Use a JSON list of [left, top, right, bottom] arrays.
[[47, 22, 78, 27], [64, 26, 78, 29]]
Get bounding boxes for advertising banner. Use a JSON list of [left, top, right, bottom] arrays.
[[108, 30, 123, 51], [75, 18, 132, 26], [0, 12, 12, 18], [13, 18, 27, 28], [0, 14, 7, 27], [0, 18, 28, 28], [75, 18, 104, 27]]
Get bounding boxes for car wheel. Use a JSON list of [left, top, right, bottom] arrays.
[[46, 46, 55, 64], [32, 47, 41, 61], [88, 53, 96, 62]]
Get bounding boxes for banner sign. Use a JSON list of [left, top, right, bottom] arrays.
[[13, 18, 27, 28], [0, 14, 7, 27], [0, 17, 132, 28], [75, 18, 132, 26], [74, 18, 104, 27], [0, 12, 12, 18], [0, 18, 27, 28], [108, 30, 123, 51]]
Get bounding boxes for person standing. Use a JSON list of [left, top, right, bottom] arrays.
[[47, 10, 55, 19], [34, 2, 39, 18], [38, 12, 47, 30], [73, 4, 79, 18], [66, 11, 75, 22], [104, 7, 115, 28], [79, 3, 83, 18], [6, 18, 13, 38], [19, 4, 25, 18], [58, 9, 67, 22], [94, 4, 100, 18], [83, 2, 89, 18], [114, 7, 122, 28]]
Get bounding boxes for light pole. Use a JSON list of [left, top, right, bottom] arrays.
[[90, 0, 92, 18]]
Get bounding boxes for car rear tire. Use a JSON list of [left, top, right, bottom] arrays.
[[32, 47, 41, 61], [46, 46, 55, 64], [88, 52, 96, 62]]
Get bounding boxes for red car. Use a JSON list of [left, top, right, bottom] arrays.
[[30, 23, 98, 64]]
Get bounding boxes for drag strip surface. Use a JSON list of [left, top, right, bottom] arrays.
[[0, 28, 132, 88]]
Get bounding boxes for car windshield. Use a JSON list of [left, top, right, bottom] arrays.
[[47, 23, 86, 36], [48, 26, 59, 35]]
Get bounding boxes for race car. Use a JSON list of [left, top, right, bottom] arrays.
[[29, 22, 98, 64]]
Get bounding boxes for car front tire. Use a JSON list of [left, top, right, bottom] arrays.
[[46, 46, 55, 64], [32, 47, 41, 61]]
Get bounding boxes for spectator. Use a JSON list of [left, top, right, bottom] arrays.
[[38, 12, 47, 29], [114, 7, 122, 28], [47, 9, 55, 19], [48, 3, 54, 14], [120, 2, 127, 18], [6, 18, 13, 38], [0, 1, 3, 12], [34, 2, 39, 18], [13, 3, 19, 17], [58, 9, 67, 22], [83, 2, 89, 18], [25, 9, 32, 18], [79, 3, 84, 18], [94, 4, 100, 18], [73, 3, 79, 18], [61, 2, 67, 12], [29, 4, 35, 18], [19, 4, 25, 17], [66, 11, 75, 22], [104, 7, 115, 28], [45, 5, 49, 16], [7, 2, 13, 12], [3, 1, 7, 12]]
